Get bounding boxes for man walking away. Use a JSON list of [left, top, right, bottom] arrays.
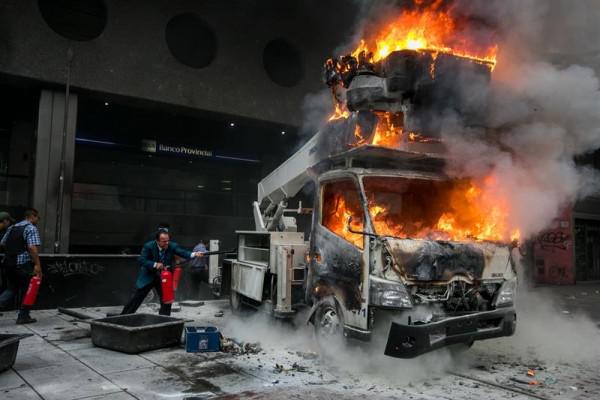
[[121, 230, 203, 316], [0, 208, 42, 324]]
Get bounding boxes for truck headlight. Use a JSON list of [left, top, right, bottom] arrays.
[[494, 278, 517, 308], [369, 276, 412, 309]]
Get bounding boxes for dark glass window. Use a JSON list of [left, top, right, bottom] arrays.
[[165, 13, 217, 69], [38, 0, 107, 41], [263, 39, 304, 87]]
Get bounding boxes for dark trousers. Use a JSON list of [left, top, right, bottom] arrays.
[[0, 263, 32, 318], [121, 276, 172, 316]]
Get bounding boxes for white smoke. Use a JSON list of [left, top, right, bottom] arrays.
[[300, 89, 332, 137], [438, 0, 600, 238]]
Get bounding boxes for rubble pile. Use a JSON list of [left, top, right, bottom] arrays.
[[220, 337, 262, 355]]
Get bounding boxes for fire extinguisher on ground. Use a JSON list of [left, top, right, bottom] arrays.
[[23, 276, 42, 307], [160, 269, 175, 304]]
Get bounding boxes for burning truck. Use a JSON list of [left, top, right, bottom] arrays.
[[229, 5, 518, 358]]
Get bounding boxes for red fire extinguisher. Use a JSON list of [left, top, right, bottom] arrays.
[[160, 270, 175, 304], [173, 266, 183, 291], [22, 276, 42, 307]]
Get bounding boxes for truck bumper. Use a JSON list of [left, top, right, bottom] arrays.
[[384, 307, 516, 358]]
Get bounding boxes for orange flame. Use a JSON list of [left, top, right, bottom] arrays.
[[322, 192, 364, 248], [365, 177, 519, 242], [352, 7, 497, 67], [371, 112, 403, 147], [321, 177, 519, 244], [351, 112, 441, 147], [329, 102, 351, 121]]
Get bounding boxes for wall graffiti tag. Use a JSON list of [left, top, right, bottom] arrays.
[[46, 259, 105, 277], [533, 207, 575, 285], [538, 230, 570, 250]]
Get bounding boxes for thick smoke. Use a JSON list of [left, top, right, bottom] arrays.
[[222, 309, 460, 385], [306, 0, 600, 239], [272, 0, 600, 376], [439, 0, 600, 238]]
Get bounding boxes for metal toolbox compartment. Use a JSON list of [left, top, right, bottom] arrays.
[[89, 313, 184, 354], [0, 333, 33, 373]]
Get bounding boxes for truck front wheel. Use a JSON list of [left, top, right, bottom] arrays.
[[313, 298, 344, 344]]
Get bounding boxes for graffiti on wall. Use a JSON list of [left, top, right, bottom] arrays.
[[46, 259, 105, 277], [537, 230, 570, 250], [533, 207, 575, 285]]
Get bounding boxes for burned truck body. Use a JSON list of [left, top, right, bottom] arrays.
[[229, 50, 516, 358]]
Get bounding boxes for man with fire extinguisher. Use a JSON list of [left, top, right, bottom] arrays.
[[0, 208, 42, 324], [121, 230, 203, 316]]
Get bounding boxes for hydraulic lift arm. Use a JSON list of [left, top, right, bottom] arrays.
[[255, 131, 325, 231]]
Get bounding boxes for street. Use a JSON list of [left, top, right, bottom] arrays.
[[1, 283, 599, 400]]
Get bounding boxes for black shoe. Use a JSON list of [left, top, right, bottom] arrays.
[[16, 316, 37, 324]]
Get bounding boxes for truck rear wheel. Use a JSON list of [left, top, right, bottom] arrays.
[[230, 290, 244, 314]]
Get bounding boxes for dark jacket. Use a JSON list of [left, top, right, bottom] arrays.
[[136, 240, 192, 288]]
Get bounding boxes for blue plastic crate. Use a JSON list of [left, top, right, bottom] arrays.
[[185, 326, 220, 353]]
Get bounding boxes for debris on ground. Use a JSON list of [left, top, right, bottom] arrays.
[[296, 351, 318, 360], [145, 303, 160, 310], [180, 300, 205, 307], [57, 329, 91, 341], [214, 310, 224, 317], [307, 379, 338, 385], [273, 362, 311, 374], [292, 362, 310, 373], [171, 303, 182, 312], [509, 377, 540, 386], [220, 336, 262, 355], [527, 369, 536, 377]]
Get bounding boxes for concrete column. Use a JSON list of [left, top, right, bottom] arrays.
[[32, 90, 78, 253]]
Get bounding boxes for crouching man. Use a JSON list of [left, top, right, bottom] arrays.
[[121, 231, 203, 316]]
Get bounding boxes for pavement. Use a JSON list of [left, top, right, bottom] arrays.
[[0, 282, 599, 400]]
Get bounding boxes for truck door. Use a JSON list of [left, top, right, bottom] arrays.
[[309, 178, 368, 329]]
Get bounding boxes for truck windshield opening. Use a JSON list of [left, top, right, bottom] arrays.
[[363, 176, 513, 242]]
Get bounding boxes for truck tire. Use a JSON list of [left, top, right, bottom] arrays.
[[313, 297, 344, 345]]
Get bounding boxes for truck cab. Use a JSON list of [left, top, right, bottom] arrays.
[[229, 142, 517, 358], [308, 161, 517, 358]]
